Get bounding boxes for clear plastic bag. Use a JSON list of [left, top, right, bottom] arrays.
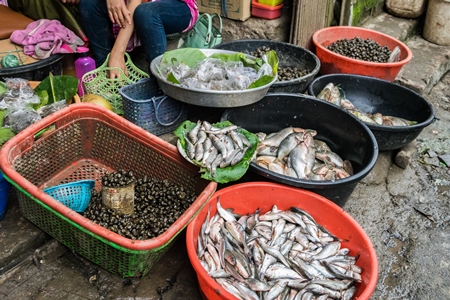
[[2, 107, 42, 134], [37, 100, 68, 118], [0, 78, 40, 110]]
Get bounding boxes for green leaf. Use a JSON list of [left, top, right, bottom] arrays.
[[32, 90, 49, 110], [166, 72, 181, 84], [0, 109, 15, 146], [161, 48, 207, 68], [174, 120, 258, 184], [0, 81, 7, 95], [34, 73, 78, 105]]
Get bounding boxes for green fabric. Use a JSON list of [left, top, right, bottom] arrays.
[[7, 0, 87, 41]]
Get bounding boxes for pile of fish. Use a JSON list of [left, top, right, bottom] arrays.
[[254, 127, 353, 181], [317, 83, 417, 126], [197, 199, 362, 300], [177, 120, 252, 176]]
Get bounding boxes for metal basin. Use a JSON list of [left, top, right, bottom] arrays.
[[149, 49, 277, 108]]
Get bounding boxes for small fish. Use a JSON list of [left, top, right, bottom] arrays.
[[229, 129, 244, 149], [194, 142, 204, 161], [277, 132, 305, 161], [348, 109, 378, 124], [210, 134, 228, 160], [262, 127, 304, 147], [231, 147, 248, 166], [187, 120, 201, 144], [205, 125, 240, 135]]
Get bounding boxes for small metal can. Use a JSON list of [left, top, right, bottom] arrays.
[[102, 181, 135, 215]]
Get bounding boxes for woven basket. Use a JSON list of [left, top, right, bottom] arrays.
[[120, 78, 187, 136], [81, 53, 149, 115]]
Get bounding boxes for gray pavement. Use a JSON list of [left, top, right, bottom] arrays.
[[1, 12, 450, 300]]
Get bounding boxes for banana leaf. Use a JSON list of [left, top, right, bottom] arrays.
[[174, 120, 258, 184], [161, 48, 278, 89], [33, 73, 78, 110]]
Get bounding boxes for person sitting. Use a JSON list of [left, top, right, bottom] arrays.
[[79, 0, 198, 78]]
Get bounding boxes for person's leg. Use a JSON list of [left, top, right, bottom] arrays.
[[79, 0, 113, 66], [133, 0, 191, 63]]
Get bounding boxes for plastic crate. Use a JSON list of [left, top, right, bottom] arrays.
[[120, 78, 187, 136], [251, 0, 284, 20], [0, 103, 217, 277], [257, 0, 283, 6]]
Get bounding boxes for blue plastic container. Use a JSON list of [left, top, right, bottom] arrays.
[[43, 180, 95, 213], [0, 171, 11, 220]]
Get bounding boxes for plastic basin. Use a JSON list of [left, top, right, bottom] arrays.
[[0, 54, 64, 82], [221, 93, 378, 207], [214, 39, 320, 94], [312, 26, 412, 82], [186, 182, 379, 300], [0, 171, 11, 220], [308, 74, 436, 151]]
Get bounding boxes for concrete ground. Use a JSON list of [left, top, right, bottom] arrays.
[[1, 12, 450, 300]]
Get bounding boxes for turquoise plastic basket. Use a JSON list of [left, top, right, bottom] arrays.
[[43, 180, 95, 213]]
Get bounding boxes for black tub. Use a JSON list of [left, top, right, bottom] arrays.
[[308, 74, 436, 151], [221, 93, 379, 207], [0, 54, 64, 82], [214, 39, 320, 94]]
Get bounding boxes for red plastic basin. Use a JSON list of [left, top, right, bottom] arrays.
[[186, 182, 379, 300], [312, 26, 412, 82]]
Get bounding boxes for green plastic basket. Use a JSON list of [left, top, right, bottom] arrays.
[[82, 52, 149, 115], [0, 104, 217, 278]]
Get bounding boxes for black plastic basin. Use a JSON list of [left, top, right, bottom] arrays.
[[0, 54, 64, 82], [221, 93, 378, 207], [214, 39, 320, 94], [308, 74, 436, 151]]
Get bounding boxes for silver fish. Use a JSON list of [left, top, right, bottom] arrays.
[[231, 147, 248, 166], [277, 132, 305, 161], [315, 151, 344, 169], [232, 281, 260, 300], [210, 134, 228, 160], [183, 133, 196, 160], [210, 154, 223, 176], [205, 125, 240, 135], [216, 197, 237, 222], [196, 128, 207, 145], [261, 127, 304, 147], [257, 144, 278, 157], [194, 142, 204, 161], [264, 280, 288, 300], [187, 120, 201, 144], [229, 129, 244, 149]]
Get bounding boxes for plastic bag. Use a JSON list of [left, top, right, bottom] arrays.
[[37, 100, 68, 118], [0, 78, 40, 110], [2, 107, 42, 133]]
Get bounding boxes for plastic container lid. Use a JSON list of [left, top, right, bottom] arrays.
[[77, 46, 89, 53]]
